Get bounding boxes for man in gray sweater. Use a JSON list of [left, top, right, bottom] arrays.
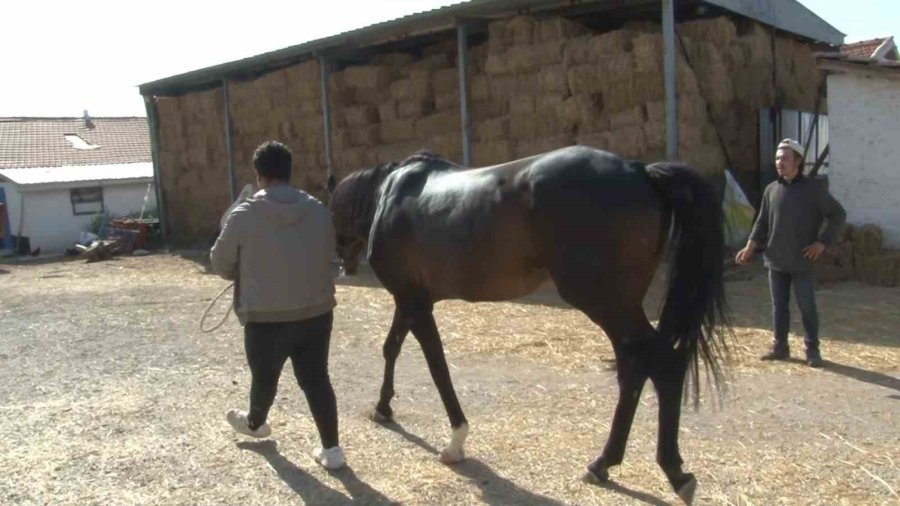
[[211, 141, 344, 469], [736, 139, 846, 367]]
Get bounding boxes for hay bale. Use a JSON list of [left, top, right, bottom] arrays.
[[432, 68, 460, 95], [645, 100, 665, 124], [489, 74, 539, 100], [536, 17, 589, 42], [473, 140, 515, 165], [536, 94, 565, 116], [837, 223, 856, 245], [417, 111, 459, 138], [505, 16, 536, 46], [397, 98, 434, 119], [470, 75, 490, 101], [678, 17, 737, 48], [853, 253, 899, 287], [632, 33, 662, 74], [372, 52, 416, 67], [470, 99, 509, 122], [602, 79, 636, 112], [434, 91, 459, 112], [609, 105, 644, 129], [379, 101, 397, 122], [567, 65, 602, 95], [390, 78, 432, 101], [473, 117, 509, 141], [509, 94, 536, 115], [353, 87, 390, 106], [643, 121, 665, 150], [678, 95, 708, 122], [538, 65, 569, 94], [341, 65, 396, 90], [283, 59, 320, 85], [576, 132, 610, 150], [468, 44, 489, 75], [408, 53, 453, 73], [632, 73, 665, 104], [505, 41, 565, 73], [854, 224, 884, 257], [509, 113, 537, 140], [561, 94, 606, 131], [485, 54, 510, 76], [349, 125, 380, 147], [342, 105, 379, 126], [380, 120, 417, 143], [514, 134, 574, 158], [607, 126, 646, 160]]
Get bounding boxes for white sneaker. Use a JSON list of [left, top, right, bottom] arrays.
[[313, 446, 346, 470], [225, 409, 271, 438]]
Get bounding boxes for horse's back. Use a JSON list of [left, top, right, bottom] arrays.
[[369, 146, 665, 302]]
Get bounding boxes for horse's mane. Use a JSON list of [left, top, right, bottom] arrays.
[[333, 150, 448, 239]]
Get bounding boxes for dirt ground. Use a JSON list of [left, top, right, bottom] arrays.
[[0, 253, 897, 505]]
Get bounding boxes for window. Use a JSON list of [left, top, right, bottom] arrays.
[[64, 134, 100, 150], [71, 187, 104, 215]]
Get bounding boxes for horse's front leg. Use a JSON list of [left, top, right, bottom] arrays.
[[408, 307, 469, 464], [373, 305, 409, 422]]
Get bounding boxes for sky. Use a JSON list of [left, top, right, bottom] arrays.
[[0, 0, 895, 118]]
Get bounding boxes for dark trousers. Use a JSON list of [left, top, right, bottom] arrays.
[[244, 311, 338, 448], [768, 270, 819, 351]]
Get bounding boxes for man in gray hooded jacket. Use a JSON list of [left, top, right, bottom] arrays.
[[211, 140, 344, 469]]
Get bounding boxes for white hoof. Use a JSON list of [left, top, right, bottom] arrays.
[[439, 423, 469, 464], [370, 409, 392, 423], [440, 446, 465, 464]]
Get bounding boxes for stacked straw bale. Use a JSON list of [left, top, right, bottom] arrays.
[[154, 14, 825, 245], [817, 224, 900, 287]]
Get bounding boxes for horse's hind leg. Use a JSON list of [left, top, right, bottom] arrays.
[[404, 301, 469, 464], [580, 311, 654, 485], [373, 305, 409, 423], [649, 345, 696, 503]]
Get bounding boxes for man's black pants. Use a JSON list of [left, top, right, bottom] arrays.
[[244, 311, 338, 448]]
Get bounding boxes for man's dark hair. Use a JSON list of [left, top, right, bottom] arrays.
[[253, 141, 292, 181]]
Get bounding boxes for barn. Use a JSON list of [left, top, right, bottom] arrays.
[[138, 0, 843, 245]]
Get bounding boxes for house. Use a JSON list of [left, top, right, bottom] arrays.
[[0, 115, 157, 253], [138, 0, 844, 245], [817, 51, 900, 249], [841, 36, 898, 61]]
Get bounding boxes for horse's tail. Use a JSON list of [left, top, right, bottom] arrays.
[[644, 162, 730, 407]]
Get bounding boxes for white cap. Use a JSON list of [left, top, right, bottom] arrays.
[[777, 138, 803, 156]]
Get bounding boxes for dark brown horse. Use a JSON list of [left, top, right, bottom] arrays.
[[330, 146, 728, 503]]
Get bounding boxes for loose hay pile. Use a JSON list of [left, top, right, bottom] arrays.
[[0, 254, 897, 505]]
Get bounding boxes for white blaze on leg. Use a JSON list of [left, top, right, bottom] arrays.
[[439, 423, 469, 464]]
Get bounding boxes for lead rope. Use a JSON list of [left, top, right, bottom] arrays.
[[200, 281, 234, 333]]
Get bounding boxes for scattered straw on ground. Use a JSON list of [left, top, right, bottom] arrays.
[[0, 253, 897, 505]]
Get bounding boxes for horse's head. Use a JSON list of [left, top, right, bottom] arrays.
[[329, 163, 395, 275]]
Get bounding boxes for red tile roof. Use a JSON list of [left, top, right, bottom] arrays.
[[841, 37, 888, 59], [0, 117, 150, 169]]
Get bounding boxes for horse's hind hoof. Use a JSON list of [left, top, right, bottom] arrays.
[[581, 467, 609, 485], [675, 474, 697, 505], [369, 409, 393, 424], [439, 447, 464, 464]]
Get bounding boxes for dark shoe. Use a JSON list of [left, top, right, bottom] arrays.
[[760, 345, 789, 361], [806, 349, 823, 368]]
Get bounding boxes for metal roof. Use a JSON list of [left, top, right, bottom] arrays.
[[139, 0, 844, 97], [0, 162, 154, 188]]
